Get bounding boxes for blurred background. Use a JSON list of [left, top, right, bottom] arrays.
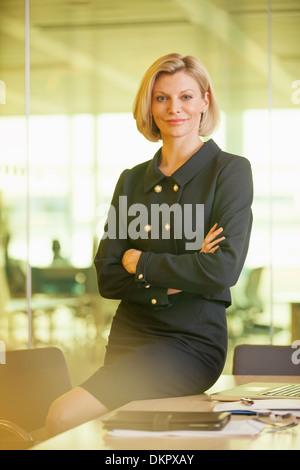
[[0, 0, 299, 386]]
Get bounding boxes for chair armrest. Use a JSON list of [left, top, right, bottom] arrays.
[[0, 420, 34, 442]]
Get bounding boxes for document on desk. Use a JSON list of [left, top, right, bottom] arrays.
[[106, 420, 265, 437], [214, 399, 300, 417]]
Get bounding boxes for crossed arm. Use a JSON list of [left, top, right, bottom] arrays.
[[96, 157, 253, 305], [122, 223, 225, 295]]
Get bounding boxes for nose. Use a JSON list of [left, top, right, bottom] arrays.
[[168, 98, 181, 114]]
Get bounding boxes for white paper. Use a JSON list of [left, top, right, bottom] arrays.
[[107, 420, 265, 437], [214, 399, 300, 417]]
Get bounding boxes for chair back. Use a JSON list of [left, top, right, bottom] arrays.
[[244, 267, 264, 312], [233, 344, 300, 375], [0, 347, 72, 432]]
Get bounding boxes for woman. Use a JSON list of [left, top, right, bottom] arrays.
[[46, 53, 253, 437]]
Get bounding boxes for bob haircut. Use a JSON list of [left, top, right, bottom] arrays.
[[133, 53, 221, 142]]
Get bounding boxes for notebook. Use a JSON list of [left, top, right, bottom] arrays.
[[102, 410, 231, 432], [210, 382, 300, 401]]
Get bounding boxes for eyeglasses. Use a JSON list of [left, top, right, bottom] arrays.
[[254, 411, 298, 433]]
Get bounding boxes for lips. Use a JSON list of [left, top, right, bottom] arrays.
[[166, 119, 186, 125]]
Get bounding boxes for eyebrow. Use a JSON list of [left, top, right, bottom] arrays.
[[153, 88, 196, 95]]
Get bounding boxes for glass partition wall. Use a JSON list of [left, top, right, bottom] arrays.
[[0, 0, 299, 383]]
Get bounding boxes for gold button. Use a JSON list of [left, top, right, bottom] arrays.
[[144, 224, 151, 232], [145, 284, 150, 289], [173, 184, 179, 192], [138, 274, 143, 280], [151, 298, 157, 305], [154, 185, 162, 193]]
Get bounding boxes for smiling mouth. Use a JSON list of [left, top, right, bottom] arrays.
[[166, 119, 186, 125]]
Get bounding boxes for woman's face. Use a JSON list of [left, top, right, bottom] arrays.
[[151, 71, 209, 142]]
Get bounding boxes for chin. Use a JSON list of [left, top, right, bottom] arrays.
[[164, 129, 195, 139]]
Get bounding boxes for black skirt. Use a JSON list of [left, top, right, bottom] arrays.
[[80, 292, 228, 409]]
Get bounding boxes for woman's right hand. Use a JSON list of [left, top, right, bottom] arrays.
[[200, 223, 225, 254]]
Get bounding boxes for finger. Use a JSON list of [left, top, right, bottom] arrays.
[[204, 227, 223, 243], [206, 244, 222, 253], [205, 224, 220, 239], [203, 236, 225, 252], [202, 236, 225, 253], [208, 245, 220, 253], [200, 245, 219, 254], [206, 223, 218, 235], [207, 236, 225, 248]]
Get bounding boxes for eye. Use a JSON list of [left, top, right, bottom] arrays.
[[182, 95, 193, 101], [156, 95, 168, 102]]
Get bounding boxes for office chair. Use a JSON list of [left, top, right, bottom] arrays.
[[227, 267, 265, 338], [233, 344, 300, 375], [0, 347, 72, 448], [235, 267, 264, 315]]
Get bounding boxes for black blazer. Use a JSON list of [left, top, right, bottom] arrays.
[[95, 139, 253, 309]]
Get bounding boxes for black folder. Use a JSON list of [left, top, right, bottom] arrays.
[[102, 411, 230, 432]]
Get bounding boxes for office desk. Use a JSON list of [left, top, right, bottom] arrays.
[[32, 375, 300, 451]]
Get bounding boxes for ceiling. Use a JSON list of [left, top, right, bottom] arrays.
[[0, 0, 300, 115]]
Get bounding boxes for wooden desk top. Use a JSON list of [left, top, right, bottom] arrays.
[[32, 375, 300, 451]]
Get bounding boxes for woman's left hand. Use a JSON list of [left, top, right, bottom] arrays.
[[122, 249, 142, 274], [200, 223, 225, 254]]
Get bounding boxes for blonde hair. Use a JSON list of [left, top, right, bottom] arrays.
[[133, 53, 220, 142]]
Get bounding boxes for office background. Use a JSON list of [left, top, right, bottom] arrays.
[[0, 0, 299, 385]]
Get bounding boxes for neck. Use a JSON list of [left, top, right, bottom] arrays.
[[159, 136, 204, 176]]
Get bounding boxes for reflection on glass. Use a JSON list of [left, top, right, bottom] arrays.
[[0, 1, 299, 380], [0, 0, 28, 345]]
